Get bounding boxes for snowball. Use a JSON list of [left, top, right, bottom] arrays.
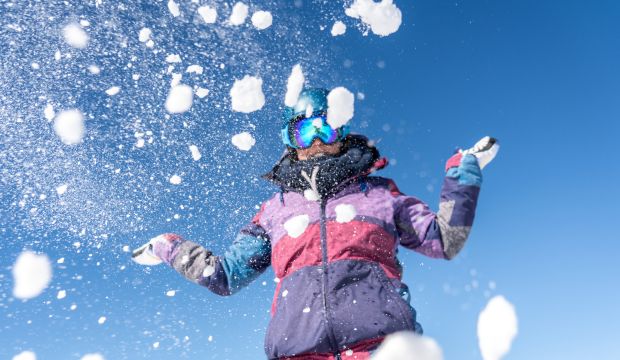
[[195, 87, 209, 98], [186, 65, 203, 74], [283, 215, 310, 238], [331, 21, 347, 36], [373, 332, 444, 360], [165, 84, 193, 113], [230, 75, 265, 113], [105, 86, 120, 96], [335, 204, 356, 223], [138, 27, 152, 42], [251, 11, 273, 30], [53, 109, 85, 145], [168, 0, 180, 17], [229, 2, 248, 25], [80, 354, 105, 360], [44, 104, 55, 121], [327, 87, 355, 129], [97, 316, 106, 324], [62, 23, 89, 48], [165, 54, 181, 63], [478, 296, 518, 360], [198, 262, 215, 277], [198, 5, 217, 24], [285, 64, 305, 107], [345, 0, 402, 37], [189, 145, 202, 161], [231, 132, 256, 151], [166, 290, 176, 297], [88, 65, 100, 74], [57, 290, 66, 299], [169, 175, 182, 185], [12, 351, 37, 360], [12, 251, 52, 300], [70, 304, 77, 310], [153, 342, 160, 349]]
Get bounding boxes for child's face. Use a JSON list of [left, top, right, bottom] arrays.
[[296, 139, 342, 160]]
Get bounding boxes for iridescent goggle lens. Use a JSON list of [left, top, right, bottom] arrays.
[[284, 114, 345, 149]]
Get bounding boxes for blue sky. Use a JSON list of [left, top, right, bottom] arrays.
[[1, 0, 619, 359]]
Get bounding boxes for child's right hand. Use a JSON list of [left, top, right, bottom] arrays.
[[131, 233, 183, 266]]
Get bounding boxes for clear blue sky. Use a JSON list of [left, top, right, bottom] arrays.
[[1, 1, 619, 359]]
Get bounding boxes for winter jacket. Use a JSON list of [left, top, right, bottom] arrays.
[[155, 135, 483, 359]]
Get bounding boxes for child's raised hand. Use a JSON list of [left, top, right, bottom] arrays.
[[461, 136, 499, 170]]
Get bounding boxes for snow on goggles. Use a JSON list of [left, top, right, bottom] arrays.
[[281, 114, 349, 149]]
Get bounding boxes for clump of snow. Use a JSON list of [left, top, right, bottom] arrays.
[[138, 27, 152, 43], [198, 6, 217, 24], [57, 257, 65, 264], [373, 332, 443, 360], [88, 65, 100, 74], [169, 175, 182, 185], [281, 289, 288, 297], [202, 265, 215, 277], [327, 87, 355, 129], [70, 304, 77, 311], [165, 85, 193, 113], [195, 87, 209, 98], [302, 307, 311, 313], [12, 351, 37, 360], [53, 109, 85, 145], [166, 290, 176, 297], [229, 2, 249, 25], [168, 0, 180, 17], [283, 214, 310, 238], [335, 204, 357, 223], [62, 23, 89, 48], [44, 104, 55, 121], [478, 295, 518, 360], [80, 354, 105, 360], [105, 86, 120, 96], [97, 316, 106, 324], [231, 132, 256, 151], [166, 54, 181, 63], [186, 65, 203, 74], [230, 76, 265, 113], [251, 11, 273, 30], [12, 251, 52, 300], [285, 64, 305, 107], [331, 21, 347, 36], [345, 0, 402, 37], [153, 342, 160, 349], [57, 290, 67, 299], [56, 184, 68, 195], [189, 145, 202, 161]]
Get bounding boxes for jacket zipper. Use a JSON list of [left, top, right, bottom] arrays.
[[319, 199, 340, 356]]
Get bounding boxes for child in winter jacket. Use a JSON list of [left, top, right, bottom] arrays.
[[132, 88, 499, 359]]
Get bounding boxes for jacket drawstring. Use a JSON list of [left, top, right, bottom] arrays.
[[301, 166, 321, 200]]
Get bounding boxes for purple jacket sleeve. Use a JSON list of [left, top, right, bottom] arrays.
[[394, 154, 482, 259]]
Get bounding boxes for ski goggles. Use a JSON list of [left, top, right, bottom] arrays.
[[281, 114, 349, 149]]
